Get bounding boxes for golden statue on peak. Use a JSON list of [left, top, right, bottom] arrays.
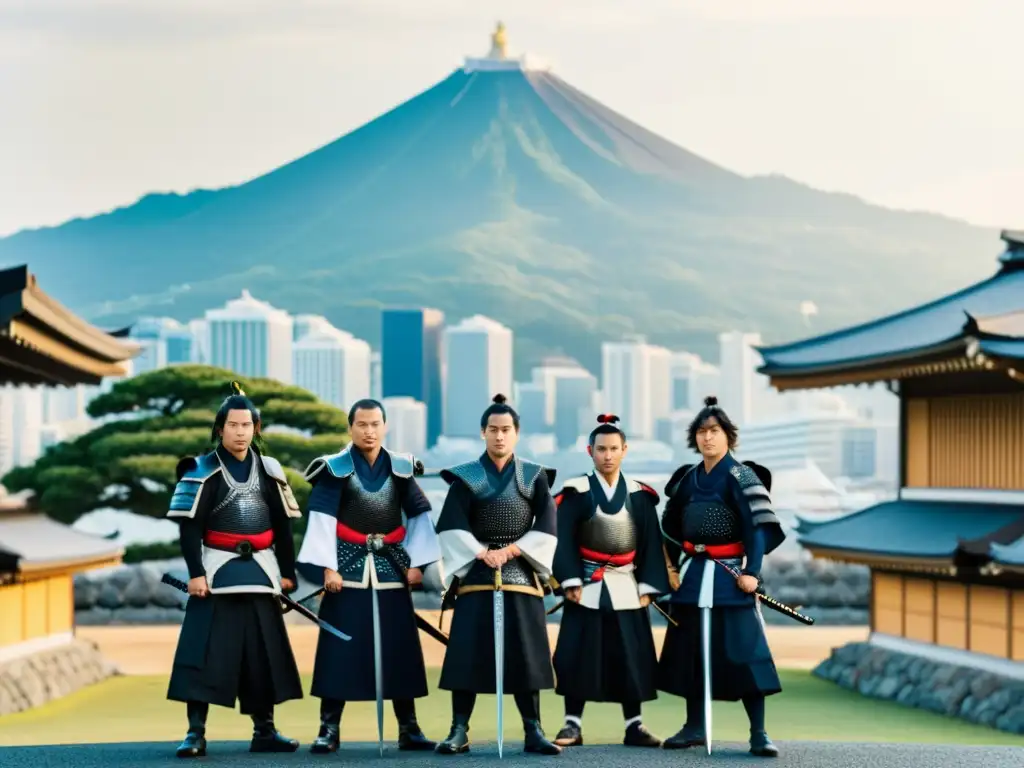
[[489, 22, 507, 59]]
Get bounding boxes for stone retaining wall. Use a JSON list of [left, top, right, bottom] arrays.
[[73, 555, 871, 626], [813, 641, 1024, 735], [0, 639, 119, 716]]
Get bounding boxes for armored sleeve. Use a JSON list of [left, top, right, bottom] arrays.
[[551, 488, 585, 588], [400, 476, 439, 569], [513, 468, 558, 580]]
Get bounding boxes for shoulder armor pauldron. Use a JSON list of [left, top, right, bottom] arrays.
[[664, 464, 695, 499], [259, 454, 288, 485], [440, 461, 490, 497], [627, 478, 660, 505], [168, 452, 220, 518], [515, 459, 556, 500], [730, 462, 764, 490], [304, 448, 355, 483], [561, 476, 590, 495], [385, 449, 416, 479]]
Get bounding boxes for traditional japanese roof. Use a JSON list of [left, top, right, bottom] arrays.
[[756, 231, 1024, 389], [990, 537, 1024, 573], [0, 496, 124, 580], [795, 497, 1022, 571], [0, 265, 141, 386]]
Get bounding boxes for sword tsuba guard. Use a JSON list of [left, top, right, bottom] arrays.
[[234, 540, 254, 560]]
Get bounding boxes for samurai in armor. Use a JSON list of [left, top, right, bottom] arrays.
[[658, 395, 786, 757], [165, 384, 305, 758], [550, 414, 669, 749], [434, 394, 562, 756], [295, 398, 439, 753]]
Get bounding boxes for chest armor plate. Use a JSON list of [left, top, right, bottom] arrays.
[[339, 471, 403, 534], [578, 502, 636, 556], [470, 479, 534, 546], [209, 460, 272, 534], [682, 500, 741, 545]]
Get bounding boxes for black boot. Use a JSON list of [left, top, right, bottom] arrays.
[[435, 715, 471, 755], [523, 720, 561, 755], [175, 701, 208, 758], [395, 700, 435, 751], [310, 699, 342, 754], [750, 731, 779, 757], [250, 711, 300, 753], [553, 720, 582, 747], [662, 695, 705, 749], [623, 722, 662, 747]]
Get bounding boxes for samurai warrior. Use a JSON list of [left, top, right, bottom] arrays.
[[165, 383, 305, 758], [549, 414, 668, 748], [658, 395, 786, 757], [433, 394, 561, 756], [295, 398, 439, 753]]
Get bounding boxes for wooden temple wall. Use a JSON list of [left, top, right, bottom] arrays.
[[872, 571, 1024, 661], [0, 574, 73, 648], [904, 393, 1024, 488]]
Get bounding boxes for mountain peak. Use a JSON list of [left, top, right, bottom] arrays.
[[464, 22, 549, 74]]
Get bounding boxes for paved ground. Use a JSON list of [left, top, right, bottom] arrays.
[[75, 623, 869, 674], [3, 741, 1022, 768]]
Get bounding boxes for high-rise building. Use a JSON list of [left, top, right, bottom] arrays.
[[512, 382, 547, 433], [442, 315, 513, 438], [293, 314, 335, 342], [381, 308, 444, 446], [293, 328, 372, 410], [370, 351, 382, 400], [601, 336, 672, 440], [717, 331, 762, 427], [128, 316, 194, 374], [382, 396, 427, 455], [188, 319, 208, 363], [204, 290, 294, 382], [670, 352, 721, 411], [554, 372, 597, 448]]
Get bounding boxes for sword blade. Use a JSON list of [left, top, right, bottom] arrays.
[[701, 606, 713, 756], [494, 572, 505, 760], [371, 576, 384, 757]]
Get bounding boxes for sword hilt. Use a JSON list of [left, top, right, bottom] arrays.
[[161, 573, 188, 593]]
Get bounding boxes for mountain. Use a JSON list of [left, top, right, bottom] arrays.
[[0, 41, 998, 376]]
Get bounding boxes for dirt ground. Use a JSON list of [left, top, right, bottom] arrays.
[[76, 613, 868, 675]]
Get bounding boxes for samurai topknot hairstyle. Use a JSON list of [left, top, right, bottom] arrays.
[[479, 393, 521, 431], [686, 395, 739, 452], [588, 413, 627, 447], [212, 380, 263, 446], [348, 398, 387, 425]]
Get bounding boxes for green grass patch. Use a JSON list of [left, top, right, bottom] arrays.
[[1, 669, 1020, 747]]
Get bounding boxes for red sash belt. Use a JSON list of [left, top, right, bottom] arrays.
[[579, 546, 635, 582], [204, 529, 274, 551], [682, 541, 744, 558], [336, 521, 406, 546]]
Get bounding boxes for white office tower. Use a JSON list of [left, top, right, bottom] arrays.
[[42, 385, 86, 423], [293, 314, 335, 342], [382, 397, 427, 455], [442, 315, 513, 438], [293, 329, 372, 409], [188, 319, 208, 363], [670, 352, 722, 411], [370, 351, 382, 400], [717, 331, 763, 427], [3, 385, 44, 468], [204, 290, 294, 383], [601, 337, 672, 440], [128, 316, 194, 374], [736, 410, 865, 480], [512, 382, 547, 433], [0, 390, 14, 477]]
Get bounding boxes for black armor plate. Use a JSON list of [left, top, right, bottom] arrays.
[[578, 508, 636, 555], [208, 458, 272, 534], [338, 471, 403, 534], [681, 501, 741, 545], [462, 476, 537, 588]]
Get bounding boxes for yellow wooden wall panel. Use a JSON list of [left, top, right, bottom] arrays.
[[904, 399, 930, 487], [968, 585, 1009, 659], [0, 584, 25, 645], [935, 582, 967, 650], [926, 393, 1024, 489], [21, 580, 48, 640], [903, 577, 935, 643], [46, 575, 72, 635]]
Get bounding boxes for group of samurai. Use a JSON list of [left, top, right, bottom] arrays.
[[164, 383, 786, 760]]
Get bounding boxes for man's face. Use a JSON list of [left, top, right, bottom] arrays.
[[696, 416, 728, 459], [220, 408, 255, 453], [482, 413, 518, 458], [350, 407, 386, 452], [591, 432, 626, 475]]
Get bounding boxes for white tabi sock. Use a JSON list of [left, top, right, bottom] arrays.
[[565, 715, 582, 727], [624, 715, 642, 729]]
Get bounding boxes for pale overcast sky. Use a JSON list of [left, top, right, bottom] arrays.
[[1, 0, 1020, 237]]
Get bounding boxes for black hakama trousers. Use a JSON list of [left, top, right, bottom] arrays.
[[657, 602, 782, 702], [167, 592, 304, 713], [553, 602, 658, 703], [439, 590, 554, 694], [311, 586, 429, 701]]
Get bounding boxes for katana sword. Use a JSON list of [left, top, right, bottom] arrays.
[[494, 567, 505, 760], [701, 605, 713, 756], [371, 560, 385, 758], [546, 595, 678, 627], [160, 573, 353, 642], [709, 558, 815, 626], [289, 585, 450, 645]]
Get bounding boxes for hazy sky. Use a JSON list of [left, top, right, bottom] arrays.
[[1, 0, 1020, 237]]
